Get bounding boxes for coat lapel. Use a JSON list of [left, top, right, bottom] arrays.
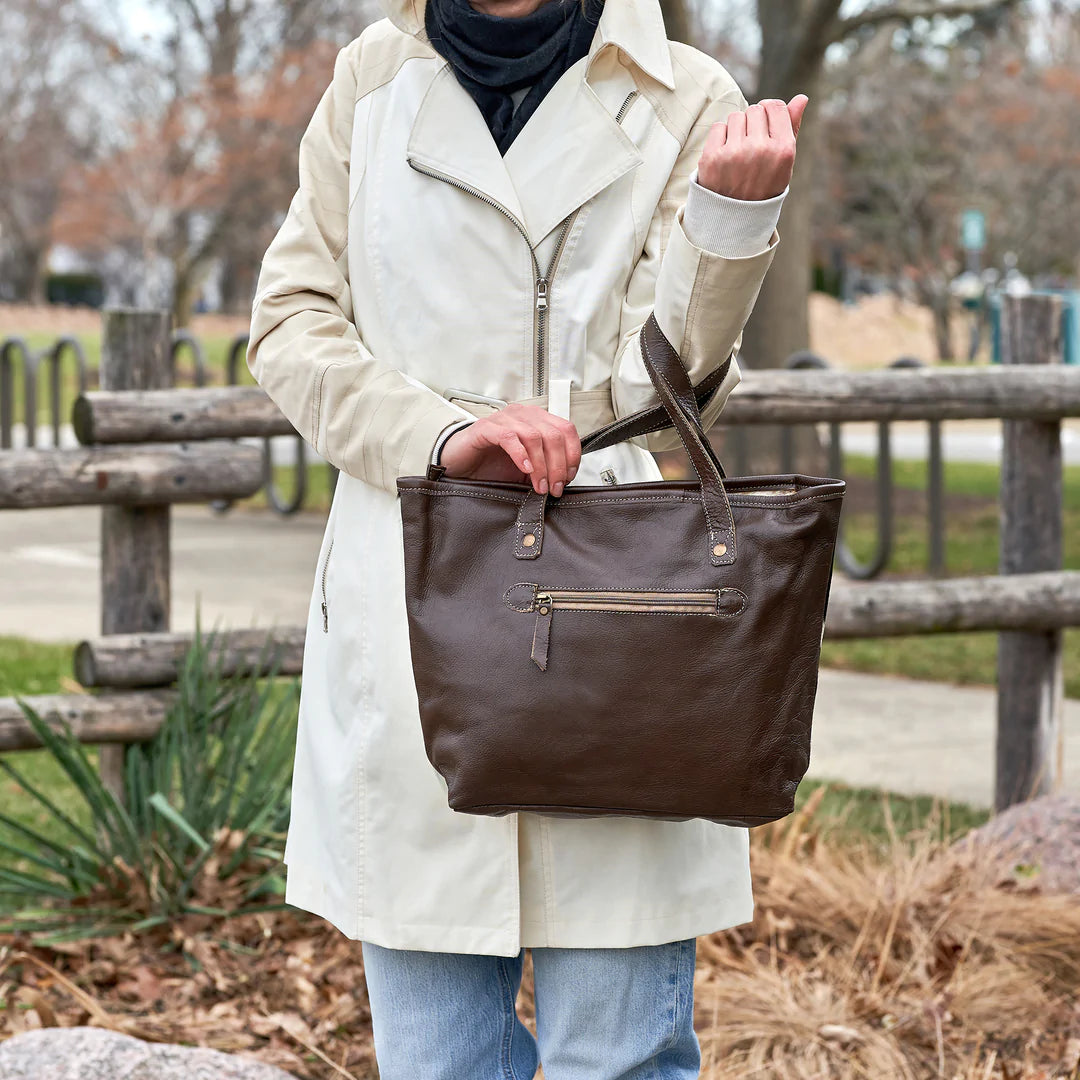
[[502, 60, 642, 244], [406, 62, 529, 231]]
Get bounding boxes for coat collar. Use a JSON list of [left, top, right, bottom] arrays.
[[385, 0, 675, 244], [379, 0, 676, 93]]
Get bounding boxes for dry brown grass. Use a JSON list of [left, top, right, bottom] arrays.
[[2, 791, 1078, 1079], [690, 789, 1080, 1079]]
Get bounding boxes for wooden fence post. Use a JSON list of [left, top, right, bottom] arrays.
[[97, 309, 173, 802], [995, 293, 1064, 811]]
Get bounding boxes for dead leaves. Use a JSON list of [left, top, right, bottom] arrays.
[[0, 818, 1078, 1080], [0, 912, 377, 1079]]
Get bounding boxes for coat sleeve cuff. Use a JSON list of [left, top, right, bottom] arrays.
[[683, 170, 787, 259], [430, 418, 476, 466]]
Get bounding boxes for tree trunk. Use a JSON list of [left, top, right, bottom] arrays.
[[173, 265, 197, 330], [26, 245, 48, 306], [659, 0, 691, 44], [932, 293, 953, 363]]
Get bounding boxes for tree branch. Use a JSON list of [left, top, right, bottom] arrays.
[[830, 0, 1016, 42]]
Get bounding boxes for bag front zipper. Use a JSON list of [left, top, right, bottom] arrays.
[[505, 581, 744, 670], [406, 89, 639, 398]]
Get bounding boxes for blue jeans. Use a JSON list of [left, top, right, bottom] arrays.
[[361, 938, 700, 1079]]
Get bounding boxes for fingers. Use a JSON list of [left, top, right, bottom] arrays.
[[477, 406, 582, 496], [494, 428, 532, 475], [787, 93, 809, 138], [751, 95, 808, 141], [516, 425, 549, 493], [724, 108, 745, 142], [759, 99, 792, 140], [744, 101, 769, 141], [543, 426, 567, 496], [531, 415, 582, 496]]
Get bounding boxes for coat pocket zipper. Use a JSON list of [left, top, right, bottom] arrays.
[[320, 536, 334, 632], [505, 583, 742, 671]]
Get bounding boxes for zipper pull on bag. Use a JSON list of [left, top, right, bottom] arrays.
[[531, 592, 552, 670]]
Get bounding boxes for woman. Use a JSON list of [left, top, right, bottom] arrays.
[[248, 0, 804, 1071]]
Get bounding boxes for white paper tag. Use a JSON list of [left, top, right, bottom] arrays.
[[548, 376, 572, 422]]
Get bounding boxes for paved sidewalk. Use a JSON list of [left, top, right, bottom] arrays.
[[1, 504, 1077, 810], [809, 668, 1080, 808]]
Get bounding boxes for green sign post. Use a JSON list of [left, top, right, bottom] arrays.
[[960, 209, 986, 273], [961, 209, 986, 251]]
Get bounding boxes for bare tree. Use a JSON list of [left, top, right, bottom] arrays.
[[676, 0, 1020, 470], [0, 0, 103, 303], [814, 22, 1080, 361], [49, 0, 375, 325]]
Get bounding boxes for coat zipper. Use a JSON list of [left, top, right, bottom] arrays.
[[320, 536, 334, 632], [405, 89, 639, 399], [519, 582, 719, 670]]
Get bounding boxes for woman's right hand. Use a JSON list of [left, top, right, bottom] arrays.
[[440, 404, 582, 496]]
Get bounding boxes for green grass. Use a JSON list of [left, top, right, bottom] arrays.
[[822, 453, 1080, 696], [0, 635, 76, 698], [0, 637, 106, 852], [237, 460, 339, 514], [794, 778, 990, 848]]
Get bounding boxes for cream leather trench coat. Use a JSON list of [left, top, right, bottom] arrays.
[[247, 0, 780, 955]]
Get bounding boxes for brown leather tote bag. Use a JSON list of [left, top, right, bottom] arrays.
[[396, 314, 845, 827]]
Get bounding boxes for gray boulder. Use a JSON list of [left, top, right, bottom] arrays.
[[954, 793, 1080, 894], [0, 1026, 299, 1080]]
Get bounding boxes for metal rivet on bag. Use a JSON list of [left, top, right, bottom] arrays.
[[713, 542, 727, 557], [522, 533, 536, 547]]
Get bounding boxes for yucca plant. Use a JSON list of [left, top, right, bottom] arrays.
[[0, 611, 299, 943]]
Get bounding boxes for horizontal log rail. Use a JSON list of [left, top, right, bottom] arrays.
[[58, 570, 1080, 694], [0, 690, 176, 752], [722, 367, 1080, 423], [0, 441, 263, 509], [824, 571, 1080, 638], [73, 385, 291, 444], [70, 366, 1080, 446], [75, 626, 306, 687]]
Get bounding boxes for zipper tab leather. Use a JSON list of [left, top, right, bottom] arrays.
[[532, 592, 553, 670]]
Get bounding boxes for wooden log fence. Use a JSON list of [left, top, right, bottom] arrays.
[[0, 690, 174, 753], [0, 442, 262, 509], [0, 297, 1077, 813], [74, 627, 306, 688]]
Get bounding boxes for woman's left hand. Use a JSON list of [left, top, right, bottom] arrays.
[[696, 95, 808, 202]]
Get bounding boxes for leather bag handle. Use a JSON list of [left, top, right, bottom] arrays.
[[575, 336, 732, 457], [512, 313, 737, 568]]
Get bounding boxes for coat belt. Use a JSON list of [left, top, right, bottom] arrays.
[[441, 386, 619, 439]]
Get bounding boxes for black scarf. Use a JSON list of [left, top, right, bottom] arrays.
[[424, 0, 605, 155]]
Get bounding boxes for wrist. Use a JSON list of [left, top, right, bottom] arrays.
[[684, 169, 786, 258], [431, 419, 474, 467]]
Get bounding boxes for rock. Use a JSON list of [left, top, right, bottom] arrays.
[[0, 1026, 300, 1080], [954, 794, 1080, 894]]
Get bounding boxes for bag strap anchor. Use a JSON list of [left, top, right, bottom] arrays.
[[512, 313, 737, 567]]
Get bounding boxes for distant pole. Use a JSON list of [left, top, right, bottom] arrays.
[[995, 293, 1064, 811], [98, 309, 173, 802]]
